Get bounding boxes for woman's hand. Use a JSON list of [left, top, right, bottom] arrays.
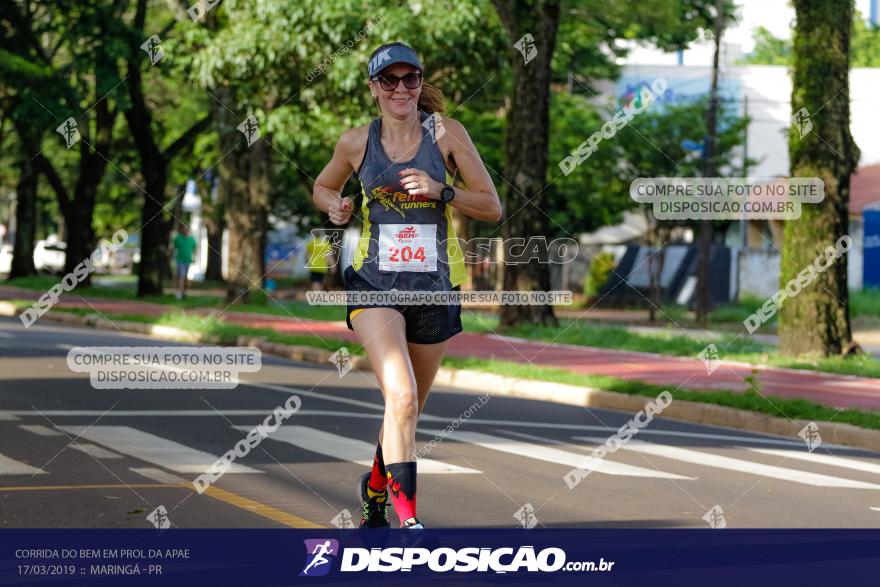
[[328, 196, 353, 225], [398, 168, 443, 199]]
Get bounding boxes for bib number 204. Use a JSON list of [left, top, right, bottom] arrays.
[[388, 246, 426, 263]]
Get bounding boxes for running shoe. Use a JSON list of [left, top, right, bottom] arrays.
[[357, 471, 390, 528], [402, 517, 424, 529]]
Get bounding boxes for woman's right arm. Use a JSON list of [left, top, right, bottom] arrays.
[[313, 128, 367, 225]]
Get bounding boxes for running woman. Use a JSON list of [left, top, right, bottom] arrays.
[[312, 42, 501, 529]]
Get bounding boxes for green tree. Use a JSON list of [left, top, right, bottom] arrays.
[[124, 0, 212, 296], [741, 26, 791, 65], [741, 11, 880, 67], [0, 0, 128, 283], [489, 0, 733, 327], [186, 0, 508, 302], [779, 0, 860, 356]]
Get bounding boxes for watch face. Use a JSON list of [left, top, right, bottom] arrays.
[[441, 187, 454, 202]]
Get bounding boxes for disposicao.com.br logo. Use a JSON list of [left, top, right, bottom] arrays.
[[299, 539, 339, 577], [299, 539, 614, 575]]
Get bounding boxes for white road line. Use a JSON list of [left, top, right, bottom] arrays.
[[746, 447, 880, 476], [0, 407, 864, 453], [0, 332, 13, 338], [242, 425, 480, 474], [418, 428, 690, 480], [242, 382, 813, 449], [69, 443, 122, 459], [0, 452, 45, 475], [19, 424, 63, 437], [3, 402, 856, 451], [57, 426, 262, 475], [575, 437, 880, 490], [130, 468, 186, 484], [2, 409, 384, 418], [242, 381, 385, 412]]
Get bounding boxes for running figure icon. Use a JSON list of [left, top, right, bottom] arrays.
[[299, 539, 340, 577]]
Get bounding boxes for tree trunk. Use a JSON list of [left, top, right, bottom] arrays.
[[217, 88, 269, 304], [60, 75, 115, 284], [135, 168, 168, 296], [492, 0, 561, 328], [63, 180, 98, 281], [695, 0, 725, 326], [645, 209, 669, 323], [127, 0, 211, 296], [779, 0, 859, 356], [204, 205, 225, 283], [10, 148, 37, 278]]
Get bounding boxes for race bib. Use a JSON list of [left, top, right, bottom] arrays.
[[378, 224, 437, 272]]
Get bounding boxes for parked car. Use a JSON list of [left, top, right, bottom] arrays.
[[33, 239, 66, 273], [0, 244, 11, 274]]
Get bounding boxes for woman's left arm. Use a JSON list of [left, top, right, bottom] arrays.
[[399, 118, 502, 222], [443, 119, 502, 222]]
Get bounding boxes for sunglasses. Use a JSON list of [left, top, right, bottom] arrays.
[[372, 72, 423, 92]]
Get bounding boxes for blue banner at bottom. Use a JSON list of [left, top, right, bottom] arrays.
[[1, 529, 877, 586]]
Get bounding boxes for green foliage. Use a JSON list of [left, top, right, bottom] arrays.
[[740, 26, 792, 65], [556, 0, 738, 85], [851, 288, 880, 318], [852, 16, 880, 67], [1, 0, 750, 281], [583, 251, 616, 299], [545, 92, 631, 236], [741, 12, 880, 67], [178, 0, 508, 231]]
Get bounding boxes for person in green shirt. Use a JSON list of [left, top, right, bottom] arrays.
[[305, 235, 332, 291], [172, 224, 197, 300]]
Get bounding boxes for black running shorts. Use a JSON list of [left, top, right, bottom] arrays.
[[342, 266, 463, 344]]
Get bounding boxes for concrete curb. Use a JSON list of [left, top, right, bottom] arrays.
[[3, 304, 879, 453]]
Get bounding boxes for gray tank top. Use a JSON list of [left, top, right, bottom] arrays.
[[350, 110, 466, 291]]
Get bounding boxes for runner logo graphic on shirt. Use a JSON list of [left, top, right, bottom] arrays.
[[370, 186, 406, 217], [369, 185, 439, 217]]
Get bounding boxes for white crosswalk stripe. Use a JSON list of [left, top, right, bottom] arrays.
[[69, 442, 122, 459], [244, 425, 480, 474], [19, 424, 62, 437], [418, 428, 691, 479], [0, 452, 45, 475], [58, 426, 262, 474], [130, 468, 186, 484], [4, 420, 879, 493], [575, 436, 880, 490], [746, 447, 880, 476]]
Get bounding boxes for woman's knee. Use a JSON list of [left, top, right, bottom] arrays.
[[383, 378, 419, 421]]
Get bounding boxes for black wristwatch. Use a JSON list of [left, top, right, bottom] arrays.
[[440, 184, 456, 203]]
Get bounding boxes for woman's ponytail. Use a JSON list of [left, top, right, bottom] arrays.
[[418, 81, 446, 114]]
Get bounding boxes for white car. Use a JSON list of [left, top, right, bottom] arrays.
[[0, 244, 11, 274], [33, 240, 66, 273]]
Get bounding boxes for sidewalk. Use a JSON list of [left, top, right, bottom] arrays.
[[4, 285, 880, 411]]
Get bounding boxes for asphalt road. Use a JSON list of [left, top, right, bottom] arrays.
[[1, 316, 879, 529]]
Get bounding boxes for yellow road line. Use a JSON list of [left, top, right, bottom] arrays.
[[203, 486, 323, 528], [0, 483, 324, 528], [0, 483, 174, 491]]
